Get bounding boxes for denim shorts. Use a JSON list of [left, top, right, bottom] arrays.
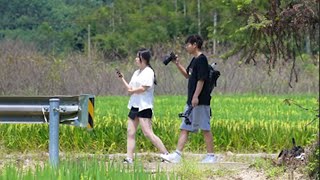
[[180, 105, 211, 132], [128, 107, 153, 120]]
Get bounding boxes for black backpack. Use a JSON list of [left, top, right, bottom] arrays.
[[207, 63, 220, 93]]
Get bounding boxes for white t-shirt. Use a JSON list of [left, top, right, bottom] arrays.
[[127, 66, 154, 111]]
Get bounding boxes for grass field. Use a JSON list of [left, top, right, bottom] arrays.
[[0, 94, 318, 179], [0, 94, 318, 154]]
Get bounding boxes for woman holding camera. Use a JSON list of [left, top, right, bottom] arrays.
[[117, 48, 168, 163]]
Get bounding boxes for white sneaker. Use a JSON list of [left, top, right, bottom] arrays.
[[200, 155, 217, 163], [160, 152, 181, 163], [123, 157, 133, 164]]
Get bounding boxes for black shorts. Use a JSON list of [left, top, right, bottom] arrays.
[[128, 107, 153, 120]]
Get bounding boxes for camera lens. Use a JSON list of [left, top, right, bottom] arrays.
[[162, 52, 176, 65], [163, 55, 172, 65]]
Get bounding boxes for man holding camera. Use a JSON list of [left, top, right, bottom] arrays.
[[161, 34, 217, 163]]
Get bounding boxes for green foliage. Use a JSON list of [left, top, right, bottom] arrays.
[[206, 0, 319, 76], [0, 0, 99, 53], [0, 0, 318, 61], [237, 14, 272, 32], [232, 0, 253, 10]]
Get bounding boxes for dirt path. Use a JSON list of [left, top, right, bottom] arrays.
[[0, 152, 307, 179]]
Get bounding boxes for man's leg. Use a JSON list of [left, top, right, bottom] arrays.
[[200, 130, 217, 163], [160, 129, 189, 163], [202, 130, 213, 153], [198, 105, 217, 163], [177, 129, 189, 151], [160, 105, 191, 163]]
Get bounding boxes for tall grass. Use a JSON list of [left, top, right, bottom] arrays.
[[0, 158, 176, 179], [0, 94, 318, 153], [0, 40, 319, 95]]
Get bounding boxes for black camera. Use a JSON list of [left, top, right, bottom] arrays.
[[163, 52, 177, 65], [178, 106, 193, 125]]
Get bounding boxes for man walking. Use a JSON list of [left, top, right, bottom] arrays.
[[161, 34, 217, 163]]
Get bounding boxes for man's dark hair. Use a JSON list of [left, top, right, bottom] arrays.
[[185, 34, 203, 49]]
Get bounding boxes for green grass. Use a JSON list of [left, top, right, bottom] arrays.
[[0, 158, 177, 180], [0, 94, 318, 153], [250, 158, 285, 179]]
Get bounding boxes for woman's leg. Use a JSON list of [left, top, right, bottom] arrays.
[[127, 117, 139, 159], [139, 118, 168, 154]]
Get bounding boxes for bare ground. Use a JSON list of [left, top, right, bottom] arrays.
[[0, 152, 309, 179]]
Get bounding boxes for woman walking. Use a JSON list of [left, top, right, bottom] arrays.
[[117, 48, 168, 163]]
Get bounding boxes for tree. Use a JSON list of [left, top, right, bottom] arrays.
[[207, 0, 319, 87]]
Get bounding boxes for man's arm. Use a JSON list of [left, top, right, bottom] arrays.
[[191, 80, 204, 107], [174, 58, 189, 79]]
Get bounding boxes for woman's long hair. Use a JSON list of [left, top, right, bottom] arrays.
[[138, 48, 157, 85]]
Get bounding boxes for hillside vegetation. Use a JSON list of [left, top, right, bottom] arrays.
[[1, 0, 318, 95]]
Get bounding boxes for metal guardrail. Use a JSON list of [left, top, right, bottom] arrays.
[[0, 94, 95, 166], [0, 94, 94, 129]]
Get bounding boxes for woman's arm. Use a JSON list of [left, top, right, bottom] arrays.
[[116, 69, 133, 94], [120, 77, 131, 90], [117, 69, 150, 94], [128, 86, 149, 94]]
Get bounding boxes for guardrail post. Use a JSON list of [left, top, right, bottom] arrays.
[[49, 98, 60, 167]]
